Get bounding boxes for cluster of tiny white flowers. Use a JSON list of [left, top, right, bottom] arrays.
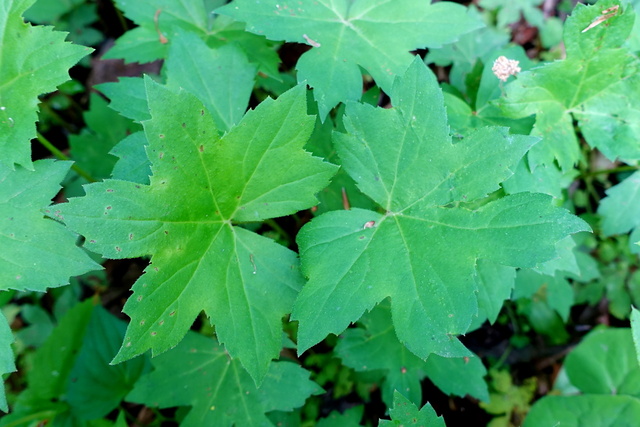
[[491, 56, 521, 82]]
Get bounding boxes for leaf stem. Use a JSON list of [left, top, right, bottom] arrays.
[[578, 165, 639, 179], [36, 133, 97, 183], [264, 218, 290, 244]]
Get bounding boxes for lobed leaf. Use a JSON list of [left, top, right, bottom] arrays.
[[127, 331, 322, 427], [499, 0, 640, 171], [379, 391, 445, 426], [293, 57, 589, 361], [0, 0, 91, 169], [218, 0, 483, 118], [0, 160, 100, 291], [57, 79, 337, 383]]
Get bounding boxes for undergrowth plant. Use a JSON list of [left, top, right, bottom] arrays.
[[2, 0, 640, 425]]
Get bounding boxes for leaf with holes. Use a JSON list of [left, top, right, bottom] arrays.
[[56, 78, 337, 384], [292, 57, 588, 361], [218, 0, 483, 118]]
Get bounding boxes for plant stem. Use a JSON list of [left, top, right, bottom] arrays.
[[36, 133, 96, 183], [579, 165, 639, 179], [265, 218, 290, 244]]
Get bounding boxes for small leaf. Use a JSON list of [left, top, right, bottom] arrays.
[[0, 313, 16, 412], [379, 391, 445, 426], [632, 307, 640, 367], [127, 331, 322, 426]]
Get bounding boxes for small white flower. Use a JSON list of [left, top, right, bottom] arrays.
[[492, 56, 521, 82]]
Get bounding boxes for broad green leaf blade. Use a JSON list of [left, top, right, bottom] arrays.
[[316, 406, 364, 427], [0, 160, 100, 292], [598, 171, 640, 236], [336, 302, 488, 407], [58, 80, 336, 383], [218, 0, 483, 118], [293, 58, 589, 358], [97, 77, 150, 123], [524, 395, 640, 427], [379, 391, 445, 427], [3, 300, 93, 423], [0, 312, 15, 412], [165, 32, 256, 132], [66, 93, 141, 196], [499, 0, 640, 170], [632, 307, 640, 367], [127, 332, 322, 427], [109, 132, 151, 185], [471, 259, 516, 329], [0, 0, 92, 169], [564, 328, 640, 397], [67, 306, 149, 420]]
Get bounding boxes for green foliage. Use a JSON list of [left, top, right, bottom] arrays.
[[5, 0, 640, 425], [525, 328, 640, 426], [0, 0, 92, 168], [128, 332, 321, 426], [58, 79, 337, 383], [379, 391, 445, 426], [219, 0, 484, 118], [292, 57, 587, 359]]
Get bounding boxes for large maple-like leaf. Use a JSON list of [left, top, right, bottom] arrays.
[[127, 332, 322, 426], [293, 57, 588, 360], [57, 79, 337, 383], [218, 0, 483, 118], [499, 0, 640, 171], [0, 0, 92, 169]]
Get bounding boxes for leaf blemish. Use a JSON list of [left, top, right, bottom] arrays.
[[363, 221, 376, 229], [140, 320, 145, 326], [137, 295, 143, 302], [181, 122, 186, 128], [159, 134, 165, 138], [115, 246, 121, 252], [129, 233, 134, 240], [150, 331, 157, 336], [106, 189, 114, 193], [159, 320, 164, 326], [89, 240, 96, 243], [199, 145, 204, 152], [169, 310, 176, 316]]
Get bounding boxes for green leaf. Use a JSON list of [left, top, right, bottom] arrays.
[[0, 0, 92, 169], [524, 395, 640, 427], [165, 32, 256, 132], [564, 328, 640, 397], [316, 406, 364, 427], [2, 300, 94, 424], [0, 160, 100, 292], [67, 306, 149, 420], [218, 0, 483, 118], [379, 391, 445, 426], [109, 132, 151, 185], [335, 301, 488, 407], [632, 306, 640, 367], [107, 0, 280, 77], [293, 58, 588, 359], [97, 77, 150, 123], [479, 0, 545, 28], [66, 93, 141, 196], [0, 313, 16, 412], [57, 80, 337, 383], [127, 331, 322, 427], [499, 0, 640, 171], [598, 171, 640, 239]]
